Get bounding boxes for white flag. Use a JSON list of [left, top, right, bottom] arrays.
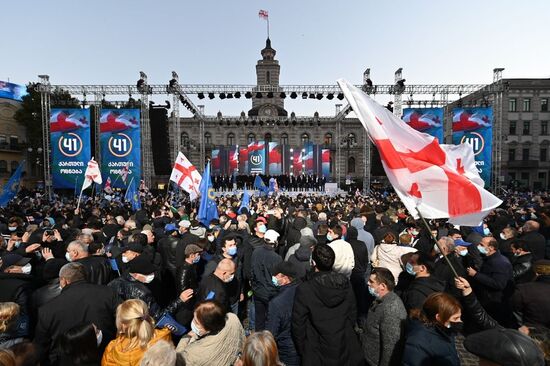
[[81, 158, 102, 191], [170, 152, 202, 200]]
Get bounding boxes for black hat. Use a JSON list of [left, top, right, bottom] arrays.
[[128, 254, 157, 275], [121, 242, 144, 254], [464, 328, 544, 366], [271, 261, 299, 279], [0, 253, 31, 272]]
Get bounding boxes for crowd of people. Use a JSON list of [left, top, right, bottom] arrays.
[[212, 174, 327, 192], [0, 186, 549, 366]]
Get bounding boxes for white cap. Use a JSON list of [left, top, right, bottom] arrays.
[[179, 220, 191, 228], [264, 229, 280, 244]]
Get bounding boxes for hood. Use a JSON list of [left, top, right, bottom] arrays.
[[293, 217, 307, 231], [350, 217, 366, 231], [249, 236, 265, 249], [295, 245, 312, 261], [310, 272, 350, 308], [346, 226, 359, 241]]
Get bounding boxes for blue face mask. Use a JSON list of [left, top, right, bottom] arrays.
[[258, 225, 267, 234], [191, 320, 203, 337], [368, 286, 379, 298], [227, 246, 237, 256], [326, 234, 333, 242], [477, 245, 488, 255], [483, 227, 491, 236], [192, 255, 201, 264], [459, 249, 468, 257], [405, 263, 416, 276], [271, 276, 280, 287]]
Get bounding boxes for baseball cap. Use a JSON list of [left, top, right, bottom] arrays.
[[454, 239, 472, 247], [0, 253, 31, 272], [164, 223, 177, 233], [121, 242, 144, 254], [179, 220, 191, 229], [128, 255, 157, 275], [271, 261, 299, 279], [255, 217, 267, 224], [264, 229, 280, 244]]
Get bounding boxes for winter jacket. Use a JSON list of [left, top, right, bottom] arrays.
[[350, 218, 375, 255], [267, 282, 300, 366], [371, 243, 416, 283], [288, 245, 312, 279], [520, 231, 546, 261], [473, 251, 512, 304], [401, 276, 445, 311], [101, 328, 171, 366], [250, 245, 282, 301], [243, 235, 266, 281], [328, 239, 355, 278], [461, 292, 500, 330], [76, 255, 114, 285], [512, 275, 550, 328], [402, 320, 460, 366], [511, 253, 535, 284], [347, 227, 369, 275], [197, 273, 230, 311], [157, 235, 179, 278], [292, 271, 364, 366], [285, 217, 307, 249]]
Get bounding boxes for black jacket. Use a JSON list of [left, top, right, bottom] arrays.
[[285, 218, 307, 248], [76, 255, 114, 285], [402, 320, 460, 366], [291, 271, 364, 366], [197, 273, 229, 311], [512, 275, 550, 328], [512, 253, 535, 284], [520, 231, 546, 261], [250, 245, 282, 302], [402, 276, 446, 311], [31, 279, 62, 319], [0, 273, 34, 316], [243, 235, 266, 281], [461, 292, 500, 331], [157, 235, 179, 278], [346, 227, 369, 275], [473, 251, 513, 304], [288, 245, 312, 280], [34, 281, 119, 365], [174, 232, 201, 267], [174, 261, 199, 327]]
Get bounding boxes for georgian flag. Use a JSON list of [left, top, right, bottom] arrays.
[[81, 158, 102, 191], [337, 79, 502, 226], [170, 152, 202, 200], [258, 9, 269, 19]]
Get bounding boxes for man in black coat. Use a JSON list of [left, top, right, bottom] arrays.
[[401, 252, 445, 312], [197, 258, 235, 311], [520, 220, 546, 261], [34, 262, 120, 365], [346, 226, 370, 316], [65, 240, 113, 285], [512, 259, 550, 329], [174, 220, 200, 266], [174, 244, 202, 326], [292, 245, 364, 366], [157, 224, 180, 280]]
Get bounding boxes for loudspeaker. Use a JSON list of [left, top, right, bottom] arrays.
[[149, 107, 172, 175]]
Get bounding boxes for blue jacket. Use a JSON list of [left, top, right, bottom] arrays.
[[402, 320, 460, 366], [474, 251, 512, 303], [266, 282, 300, 366]]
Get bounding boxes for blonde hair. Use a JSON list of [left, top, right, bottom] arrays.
[[0, 302, 20, 332], [115, 299, 155, 350], [241, 331, 282, 366]]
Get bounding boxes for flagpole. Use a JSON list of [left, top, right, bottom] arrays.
[[267, 17, 270, 38], [124, 177, 135, 201], [76, 185, 84, 211], [415, 208, 459, 278]]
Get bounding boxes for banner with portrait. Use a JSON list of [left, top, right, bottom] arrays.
[[402, 108, 444, 143]]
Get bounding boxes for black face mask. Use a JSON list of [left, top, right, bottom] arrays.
[[443, 321, 463, 335]]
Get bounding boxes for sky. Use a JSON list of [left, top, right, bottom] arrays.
[[3, 0, 549, 117]]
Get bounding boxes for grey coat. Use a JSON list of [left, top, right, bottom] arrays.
[[363, 291, 407, 366]]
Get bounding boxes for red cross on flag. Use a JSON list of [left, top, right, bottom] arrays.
[[81, 158, 102, 191], [170, 152, 202, 200], [337, 79, 502, 226]]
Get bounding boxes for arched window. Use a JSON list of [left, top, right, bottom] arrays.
[[301, 133, 310, 145], [227, 132, 235, 146], [281, 133, 289, 146], [266, 71, 271, 85], [10, 161, 18, 172], [264, 133, 272, 143], [324, 133, 333, 145], [348, 133, 356, 145], [347, 156, 356, 173], [248, 133, 256, 144], [204, 132, 212, 145], [181, 132, 189, 147], [0, 160, 7, 173]]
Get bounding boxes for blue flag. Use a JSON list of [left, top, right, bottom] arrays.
[[254, 175, 268, 195], [197, 162, 219, 227], [0, 160, 25, 207], [126, 179, 141, 211], [238, 186, 250, 214]]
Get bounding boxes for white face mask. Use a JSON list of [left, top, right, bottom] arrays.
[[65, 252, 73, 262], [121, 255, 130, 263], [142, 274, 155, 283], [433, 244, 441, 254], [500, 233, 507, 240], [207, 236, 215, 242], [21, 263, 32, 274], [225, 274, 235, 283], [96, 329, 103, 346]]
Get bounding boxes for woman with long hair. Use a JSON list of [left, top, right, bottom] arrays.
[[101, 299, 171, 366], [236, 331, 284, 366], [57, 323, 101, 366], [402, 292, 462, 366], [371, 231, 417, 282]]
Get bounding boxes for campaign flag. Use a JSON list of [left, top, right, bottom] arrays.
[[268, 142, 282, 175], [81, 158, 102, 191], [126, 179, 141, 211], [402, 108, 444, 143], [50, 109, 91, 189], [248, 141, 266, 174], [258, 9, 269, 19], [170, 152, 202, 201], [197, 162, 219, 227], [238, 186, 251, 214], [452, 107, 493, 187], [0, 160, 24, 207], [304, 143, 314, 174], [254, 175, 268, 195], [321, 149, 331, 177], [338, 79, 502, 226], [211, 149, 221, 175], [104, 176, 113, 194], [292, 150, 303, 176], [239, 147, 249, 174], [100, 109, 141, 189], [228, 146, 239, 175]]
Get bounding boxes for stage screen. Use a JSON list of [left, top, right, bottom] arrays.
[[268, 142, 282, 175], [248, 141, 266, 174], [402, 108, 444, 143]]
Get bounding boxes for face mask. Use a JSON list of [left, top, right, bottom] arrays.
[[8, 227, 16, 232], [14, 241, 21, 248], [192, 255, 201, 264], [433, 244, 441, 254], [227, 246, 237, 256], [483, 228, 491, 236], [326, 234, 334, 242], [459, 249, 468, 257], [500, 233, 507, 240], [405, 263, 416, 276], [207, 236, 215, 242], [191, 320, 203, 336], [258, 225, 267, 234], [411, 230, 419, 236], [446, 321, 464, 334], [368, 286, 379, 298], [143, 274, 155, 283], [514, 252, 521, 257], [225, 274, 235, 283], [122, 255, 130, 263], [65, 252, 72, 262], [96, 329, 103, 346], [21, 263, 32, 274], [271, 276, 280, 287], [477, 245, 488, 255]]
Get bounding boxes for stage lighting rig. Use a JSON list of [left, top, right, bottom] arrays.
[[280, 92, 286, 98], [208, 93, 215, 99], [256, 92, 263, 98], [245, 92, 252, 99], [198, 92, 205, 99], [337, 93, 344, 100], [290, 92, 297, 99], [235, 91, 241, 98]]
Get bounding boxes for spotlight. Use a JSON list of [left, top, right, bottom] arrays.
[[290, 92, 297, 99], [236, 120, 240, 126], [309, 93, 315, 99], [137, 79, 145, 89], [385, 101, 394, 112], [316, 93, 323, 100], [395, 79, 406, 93], [267, 92, 274, 98], [198, 92, 205, 99], [227, 120, 231, 126], [256, 92, 263, 98], [219, 120, 224, 126], [366, 78, 373, 87], [219, 93, 226, 99], [208, 93, 215, 99], [165, 100, 171, 109], [300, 121, 304, 126], [317, 121, 321, 126], [302, 92, 308, 99], [276, 120, 281, 126], [337, 93, 344, 100], [327, 93, 334, 100], [280, 92, 286, 98], [245, 92, 253, 99], [169, 78, 177, 88], [227, 93, 233, 99], [235, 91, 241, 98]]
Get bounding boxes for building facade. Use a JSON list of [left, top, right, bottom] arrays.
[[0, 97, 29, 187]]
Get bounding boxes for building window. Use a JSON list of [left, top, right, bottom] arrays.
[[509, 98, 517, 112], [204, 132, 212, 145], [227, 132, 235, 146], [264, 133, 272, 143], [541, 148, 548, 162], [247, 133, 256, 144], [509, 149, 516, 161], [521, 172, 529, 181], [281, 133, 288, 145], [348, 133, 357, 145], [541, 98, 548, 112], [523, 98, 531, 112], [0, 136, 6, 145], [0, 161, 7, 173], [181, 132, 189, 147], [509, 121, 516, 135], [347, 157, 356, 173], [10, 161, 18, 172], [301, 133, 310, 145], [523, 121, 530, 135], [522, 148, 530, 161], [509, 172, 516, 181], [541, 121, 548, 135], [324, 133, 333, 145]]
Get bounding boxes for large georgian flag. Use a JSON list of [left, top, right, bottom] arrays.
[[170, 152, 202, 201], [337, 79, 502, 226]]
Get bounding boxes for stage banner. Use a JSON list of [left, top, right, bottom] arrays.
[[228, 146, 239, 175], [100, 109, 141, 188], [321, 149, 331, 177], [239, 147, 249, 174], [211, 148, 221, 175], [50, 109, 91, 189], [248, 141, 266, 174], [292, 149, 303, 176], [268, 142, 282, 175], [402, 108, 444, 143], [452, 107, 493, 187], [0, 81, 27, 102], [304, 143, 314, 174]]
